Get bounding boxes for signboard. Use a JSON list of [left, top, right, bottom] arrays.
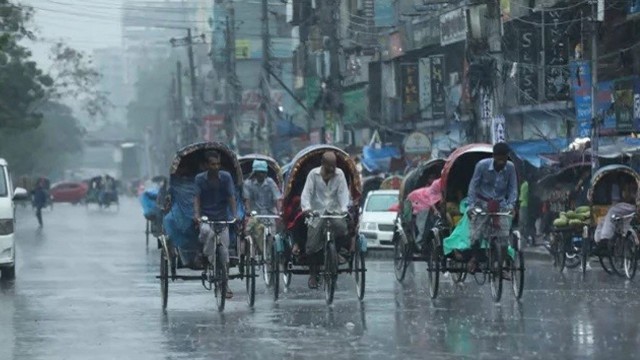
[[518, 27, 538, 104], [236, 39, 250, 59], [430, 55, 446, 117], [418, 58, 432, 119], [401, 63, 419, 119], [343, 87, 367, 125], [544, 10, 570, 101], [440, 8, 467, 46], [569, 61, 592, 137], [634, 78, 640, 130], [491, 115, 506, 144], [597, 81, 616, 134], [412, 17, 440, 49], [404, 131, 431, 154], [615, 78, 635, 132], [388, 31, 405, 59], [374, 0, 394, 27]]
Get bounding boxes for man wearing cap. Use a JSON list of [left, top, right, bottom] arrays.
[[243, 160, 282, 254]]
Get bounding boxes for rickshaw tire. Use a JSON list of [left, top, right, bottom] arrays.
[[610, 236, 627, 278], [512, 249, 525, 300], [354, 247, 366, 301], [623, 232, 638, 280], [555, 235, 566, 272], [272, 243, 280, 302], [324, 243, 338, 305], [427, 240, 440, 299], [246, 257, 256, 307], [599, 256, 614, 274], [393, 237, 409, 283], [215, 250, 228, 312], [489, 242, 504, 303], [160, 250, 169, 310]]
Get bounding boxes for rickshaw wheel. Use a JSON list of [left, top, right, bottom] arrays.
[[610, 235, 627, 278], [553, 234, 566, 272], [245, 257, 256, 307], [263, 235, 272, 287], [581, 234, 590, 275], [426, 239, 440, 299], [214, 251, 228, 312], [145, 221, 150, 248], [511, 250, 525, 300], [488, 241, 504, 303], [354, 246, 366, 301], [160, 249, 169, 310], [599, 255, 614, 274], [393, 235, 409, 282], [623, 231, 638, 280], [271, 243, 280, 301], [324, 243, 338, 305]]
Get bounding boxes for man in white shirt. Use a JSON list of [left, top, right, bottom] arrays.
[[296, 151, 351, 288]]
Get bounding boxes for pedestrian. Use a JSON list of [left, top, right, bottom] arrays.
[[32, 178, 48, 228], [519, 177, 531, 245]]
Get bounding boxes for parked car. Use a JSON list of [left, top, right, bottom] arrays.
[[358, 189, 399, 249], [50, 181, 89, 204], [0, 158, 29, 279]]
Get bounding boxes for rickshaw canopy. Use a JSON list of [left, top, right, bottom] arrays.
[[238, 154, 284, 188], [399, 158, 445, 201], [169, 142, 243, 186], [587, 164, 640, 209], [440, 144, 494, 201]]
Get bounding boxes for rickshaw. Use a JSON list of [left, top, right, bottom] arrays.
[[418, 144, 524, 302], [393, 158, 445, 281], [141, 176, 167, 248], [275, 145, 366, 305], [157, 142, 255, 312], [582, 165, 640, 279], [380, 175, 403, 190], [538, 162, 591, 272], [238, 154, 284, 287]]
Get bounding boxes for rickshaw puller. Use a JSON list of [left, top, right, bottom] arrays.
[[194, 150, 237, 299], [244, 160, 282, 253], [298, 151, 351, 289], [467, 142, 518, 273]]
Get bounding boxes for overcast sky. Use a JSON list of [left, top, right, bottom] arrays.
[[22, 0, 123, 65]]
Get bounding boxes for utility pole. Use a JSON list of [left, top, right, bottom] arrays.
[[487, 0, 504, 144], [176, 61, 184, 146], [224, 0, 239, 150], [170, 30, 206, 144], [320, 0, 343, 144], [590, 0, 602, 177], [261, 0, 272, 154]]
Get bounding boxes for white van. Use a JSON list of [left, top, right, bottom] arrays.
[[0, 158, 28, 279]]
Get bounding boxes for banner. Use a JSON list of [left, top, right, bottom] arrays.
[[418, 58, 432, 119], [518, 26, 538, 104], [491, 115, 506, 144], [544, 10, 570, 101], [569, 61, 592, 137], [615, 78, 635, 132], [597, 81, 616, 134], [401, 63, 419, 119], [634, 78, 640, 130], [430, 55, 446, 118], [440, 8, 467, 46]]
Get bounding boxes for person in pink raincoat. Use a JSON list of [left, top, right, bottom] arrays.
[[406, 177, 442, 250]]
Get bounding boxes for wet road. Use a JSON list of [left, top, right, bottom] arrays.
[[2, 199, 640, 359]]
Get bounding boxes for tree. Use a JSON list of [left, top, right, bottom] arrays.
[[0, 101, 84, 176]]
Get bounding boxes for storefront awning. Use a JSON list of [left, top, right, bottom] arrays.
[[362, 145, 402, 173], [508, 138, 569, 168]]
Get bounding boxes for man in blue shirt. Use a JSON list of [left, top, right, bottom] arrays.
[[467, 142, 518, 271], [194, 151, 237, 298]]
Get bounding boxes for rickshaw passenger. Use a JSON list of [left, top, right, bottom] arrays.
[[594, 182, 637, 246], [244, 160, 281, 253], [298, 151, 350, 289], [467, 142, 518, 271], [407, 176, 441, 250], [194, 151, 237, 298]]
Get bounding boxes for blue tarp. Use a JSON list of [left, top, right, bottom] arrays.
[[275, 119, 306, 137], [509, 139, 569, 168], [140, 188, 160, 218], [362, 145, 401, 173]]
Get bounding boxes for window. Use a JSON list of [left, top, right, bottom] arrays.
[[365, 194, 398, 212], [0, 166, 7, 197]]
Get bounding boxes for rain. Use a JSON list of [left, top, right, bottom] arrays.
[[2, 1, 640, 359]]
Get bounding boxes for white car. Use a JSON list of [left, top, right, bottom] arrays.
[[0, 158, 29, 279], [359, 190, 399, 249]]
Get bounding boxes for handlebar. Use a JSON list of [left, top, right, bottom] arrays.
[[252, 215, 281, 219], [470, 208, 513, 217], [200, 216, 237, 225], [612, 213, 635, 221]]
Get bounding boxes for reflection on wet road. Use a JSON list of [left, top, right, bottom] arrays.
[[1, 199, 640, 359]]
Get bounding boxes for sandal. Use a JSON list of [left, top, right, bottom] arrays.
[[308, 276, 319, 289], [225, 287, 234, 299]]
